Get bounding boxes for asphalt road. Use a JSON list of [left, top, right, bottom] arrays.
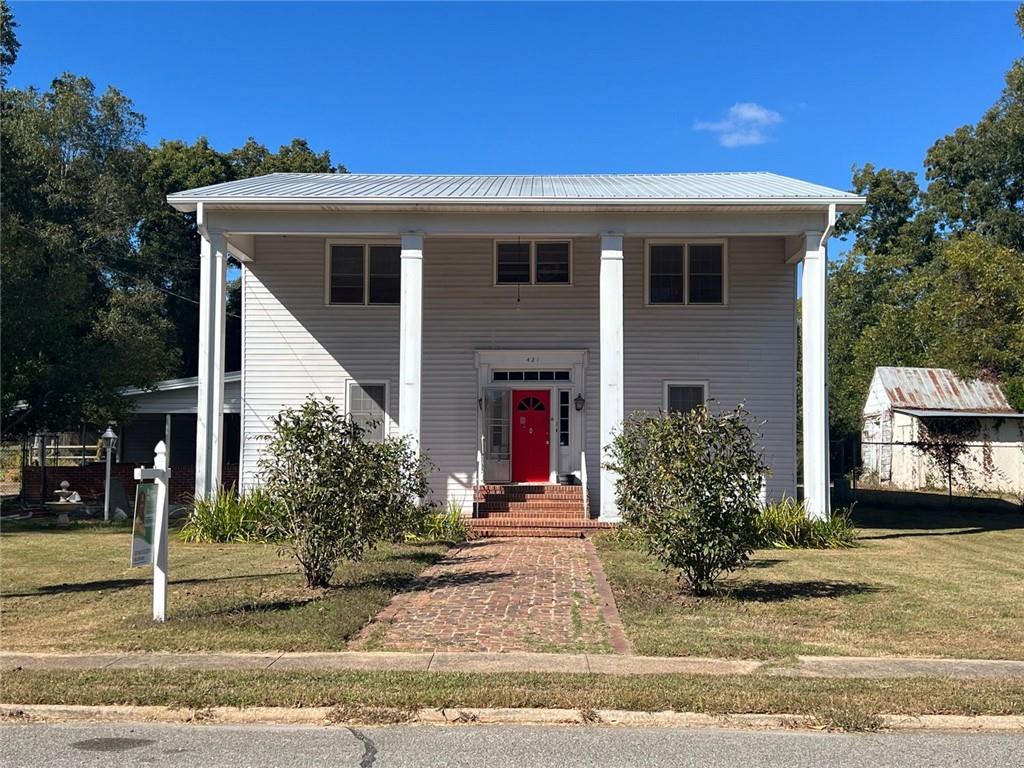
[[2, 722, 1023, 767]]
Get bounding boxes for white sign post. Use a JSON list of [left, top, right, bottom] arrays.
[[133, 441, 171, 622]]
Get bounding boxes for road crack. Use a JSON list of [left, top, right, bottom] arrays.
[[346, 726, 377, 768]]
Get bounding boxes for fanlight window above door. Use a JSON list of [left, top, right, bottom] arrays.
[[516, 396, 545, 412]]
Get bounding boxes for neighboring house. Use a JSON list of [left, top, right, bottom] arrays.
[[167, 172, 864, 532], [862, 367, 1024, 495]]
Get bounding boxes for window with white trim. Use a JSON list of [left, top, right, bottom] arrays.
[[647, 242, 725, 305], [558, 391, 570, 447], [665, 383, 708, 414], [495, 241, 571, 285], [346, 381, 387, 441], [328, 244, 401, 304]]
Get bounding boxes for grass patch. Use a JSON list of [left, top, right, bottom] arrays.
[[596, 506, 1024, 660], [1, 669, 1022, 718], [0, 518, 448, 652]]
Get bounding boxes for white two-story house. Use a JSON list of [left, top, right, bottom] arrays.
[[167, 172, 863, 535]]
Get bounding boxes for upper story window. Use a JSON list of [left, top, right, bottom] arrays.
[[327, 243, 400, 305], [665, 382, 708, 414], [347, 381, 388, 442], [647, 241, 726, 305], [495, 241, 571, 285]]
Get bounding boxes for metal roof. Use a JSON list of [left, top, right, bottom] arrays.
[[894, 408, 1024, 420], [167, 171, 864, 209], [874, 367, 1019, 415]]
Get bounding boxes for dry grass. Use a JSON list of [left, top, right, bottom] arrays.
[[1, 669, 1022, 720], [596, 506, 1024, 659], [0, 518, 448, 652]]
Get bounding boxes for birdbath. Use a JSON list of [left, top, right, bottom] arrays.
[[44, 480, 83, 525]]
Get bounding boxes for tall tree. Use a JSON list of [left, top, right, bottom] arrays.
[[0, 0, 19, 88], [1, 74, 180, 434]]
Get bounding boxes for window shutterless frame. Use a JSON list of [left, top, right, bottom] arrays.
[[643, 239, 728, 306], [663, 380, 710, 412], [324, 240, 402, 306], [493, 239, 573, 286], [344, 379, 391, 440]]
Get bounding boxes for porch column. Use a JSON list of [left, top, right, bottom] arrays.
[[801, 230, 830, 520], [599, 234, 624, 521], [195, 223, 228, 497], [399, 233, 424, 453]]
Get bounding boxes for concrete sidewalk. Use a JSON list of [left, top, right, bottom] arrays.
[[4, 651, 1024, 680]]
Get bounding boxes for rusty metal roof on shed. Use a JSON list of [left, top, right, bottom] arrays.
[[167, 171, 864, 211], [874, 367, 1019, 415]]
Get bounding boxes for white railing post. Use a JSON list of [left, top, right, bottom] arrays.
[[134, 441, 171, 622]]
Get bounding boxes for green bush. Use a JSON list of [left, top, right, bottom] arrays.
[[407, 500, 469, 543], [180, 485, 277, 543], [754, 498, 858, 549], [259, 395, 430, 588], [606, 404, 767, 596]]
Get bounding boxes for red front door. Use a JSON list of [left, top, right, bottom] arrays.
[[511, 390, 550, 482]]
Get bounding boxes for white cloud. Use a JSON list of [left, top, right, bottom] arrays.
[[694, 102, 783, 148]]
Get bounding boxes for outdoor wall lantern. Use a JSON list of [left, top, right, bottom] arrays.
[[574, 394, 586, 411], [101, 425, 118, 523]]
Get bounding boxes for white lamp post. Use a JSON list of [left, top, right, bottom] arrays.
[[101, 426, 118, 522]]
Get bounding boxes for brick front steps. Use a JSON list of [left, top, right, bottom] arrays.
[[470, 484, 613, 538]]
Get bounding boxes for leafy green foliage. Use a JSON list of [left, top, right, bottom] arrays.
[[0, 0, 18, 88], [754, 499, 858, 549], [406, 501, 470, 543], [180, 485, 277, 543], [1, 73, 180, 434], [606, 405, 767, 596], [259, 396, 429, 588], [829, 8, 1024, 439]]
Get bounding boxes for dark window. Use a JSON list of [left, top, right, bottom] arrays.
[[493, 371, 509, 381], [496, 242, 531, 284], [348, 382, 387, 441], [649, 244, 684, 304], [368, 245, 401, 304], [559, 391, 570, 447], [535, 242, 570, 284], [688, 244, 724, 304], [554, 371, 570, 381], [667, 385, 706, 414], [524, 371, 539, 381], [329, 245, 364, 304]]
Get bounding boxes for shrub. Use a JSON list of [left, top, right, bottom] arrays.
[[407, 500, 470, 543], [754, 498, 858, 549], [606, 404, 767, 596], [259, 395, 429, 588], [180, 485, 276, 543]]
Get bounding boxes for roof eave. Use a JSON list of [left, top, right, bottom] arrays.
[[166, 196, 866, 215]]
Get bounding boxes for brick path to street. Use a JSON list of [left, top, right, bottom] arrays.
[[351, 537, 630, 654]]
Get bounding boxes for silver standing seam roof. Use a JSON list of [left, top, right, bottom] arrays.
[[874, 367, 1021, 416], [167, 171, 864, 210]]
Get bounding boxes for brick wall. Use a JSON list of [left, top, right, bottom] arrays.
[[22, 463, 239, 505]]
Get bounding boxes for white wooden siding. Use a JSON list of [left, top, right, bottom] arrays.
[[241, 234, 797, 504], [623, 236, 797, 499]]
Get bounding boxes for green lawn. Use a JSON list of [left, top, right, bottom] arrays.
[[596, 507, 1024, 660], [3, 669, 1022, 723], [0, 519, 449, 652]]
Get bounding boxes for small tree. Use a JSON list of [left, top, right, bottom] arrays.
[[606, 405, 767, 595], [912, 416, 986, 505], [259, 396, 428, 588]]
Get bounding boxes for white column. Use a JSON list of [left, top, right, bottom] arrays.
[[399, 233, 424, 453], [801, 230, 830, 520], [195, 225, 227, 498], [599, 234, 624, 521]]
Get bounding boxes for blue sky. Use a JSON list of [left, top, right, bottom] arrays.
[[9, 2, 1020, 194]]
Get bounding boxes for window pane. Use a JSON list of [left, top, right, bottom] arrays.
[[330, 245, 364, 304], [667, 385, 705, 414], [368, 245, 401, 304], [484, 389, 510, 460], [688, 244, 723, 304], [536, 242, 570, 284], [496, 242, 531, 284], [348, 383, 386, 441], [559, 391, 570, 447], [649, 244, 684, 304]]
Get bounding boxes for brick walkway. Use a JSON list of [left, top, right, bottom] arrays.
[[352, 538, 613, 653]]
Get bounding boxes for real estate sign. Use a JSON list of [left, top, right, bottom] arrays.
[[131, 482, 157, 568]]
